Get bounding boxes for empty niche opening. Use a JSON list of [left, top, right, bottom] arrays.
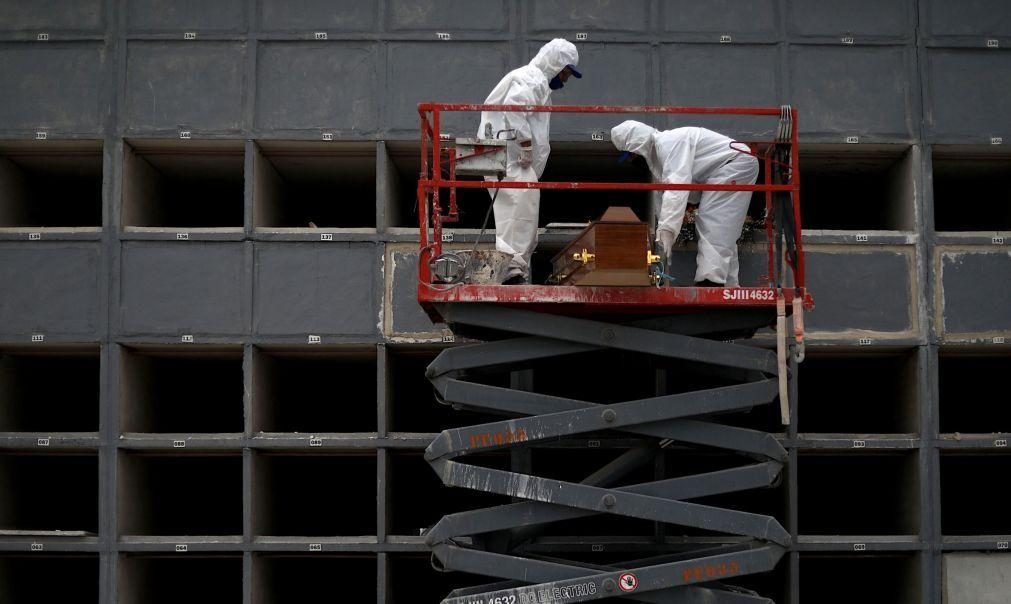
[[387, 348, 505, 433], [122, 140, 244, 229], [933, 148, 1011, 231], [388, 450, 510, 536], [798, 351, 919, 434], [0, 453, 98, 534], [252, 347, 377, 434], [118, 555, 242, 604], [799, 145, 915, 231], [0, 554, 99, 604], [387, 142, 496, 229], [253, 453, 376, 537], [253, 555, 376, 604], [118, 453, 242, 536], [939, 354, 1011, 434], [941, 454, 1011, 535], [388, 554, 489, 604], [798, 453, 919, 535], [0, 141, 102, 229], [254, 141, 376, 230], [120, 347, 243, 434], [0, 349, 100, 433], [800, 553, 920, 604]]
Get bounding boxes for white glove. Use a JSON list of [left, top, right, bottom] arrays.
[[657, 228, 675, 260], [517, 145, 533, 169]]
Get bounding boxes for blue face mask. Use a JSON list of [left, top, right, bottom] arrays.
[[549, 75, 564, 90]]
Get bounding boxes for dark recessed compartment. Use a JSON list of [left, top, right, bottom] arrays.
[[0, 348, 100, 433], [798, 453, 919, 535], [118, 555, 242, 604], [798, 351, 919, 434], [941, 454, 1011, 536], [933, 147, 1011, 231], [800, 553, 920, 604], [939, 353, 1011, 434], [253, 453, 377, 537], [252, 555, 377, 604], [799, 145, 915, 231], [252, 347, 377, 434], [122, 140, 244, 229], [118, 453, 242, 536], [0, 554, 99, 604], [0, 141, 103, 229], [120, 346, 243, 434], [254, 141, 376, 230], [0, 453, 98, 534]]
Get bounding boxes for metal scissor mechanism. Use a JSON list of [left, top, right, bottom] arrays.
[[423, 304, 791, 604]]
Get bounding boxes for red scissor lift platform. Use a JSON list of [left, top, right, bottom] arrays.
[[417, 105, 809, 604]]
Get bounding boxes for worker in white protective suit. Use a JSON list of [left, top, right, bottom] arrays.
[[478, 39, 581, 284], [610, 120, 759, 287]]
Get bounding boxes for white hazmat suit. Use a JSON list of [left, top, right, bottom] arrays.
[[610, 120, 759, 286], [478, 39, 580, 282]]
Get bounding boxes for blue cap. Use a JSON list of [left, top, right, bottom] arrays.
[[566, 64, 582, 78], [617, 151, 632, 163]]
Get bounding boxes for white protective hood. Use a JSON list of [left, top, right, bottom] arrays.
[[478, 39, 578, 178]]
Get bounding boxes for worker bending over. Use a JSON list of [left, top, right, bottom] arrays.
[[611, 120, 759, 287], [478, 39, 581, 285]]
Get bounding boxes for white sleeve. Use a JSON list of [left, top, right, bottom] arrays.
[[656, 136, 694, 236], [500, 83, 537, 143]]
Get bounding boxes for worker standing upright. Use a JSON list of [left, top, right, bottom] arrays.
[[478, 39, 581, 285], [611, 120, 759, 287]]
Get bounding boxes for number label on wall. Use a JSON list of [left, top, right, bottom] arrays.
[[31, 543, 44, 552]]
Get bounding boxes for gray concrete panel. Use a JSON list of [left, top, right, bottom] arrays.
[[660, 44, 779, 135], [0, 243, 100, 337], [255, 42, 378, 132], [0, 43, 105, 131], [786, 0, 911, 38], [528, 0, 649, 32], [124, 42, 245, 132], [120, 242, 247, 335], [663, 0, 777, 35], [387, 42, 510, 134], [258, 0, 376, 31], [126, 0, 246, 33], [388, 0, 509, 32], [939, 250, 1011, 336], [0, 0, 104, 32], [943, 553, 1011, 604], [804, 248, 914, 333], [924, 0, 1011, 37], [925, 50, 1011, 141], [253, 242, 377, 336], [543, 43, 651, 136], [388, 249, 438, 335], [789, 45, 912, 138]]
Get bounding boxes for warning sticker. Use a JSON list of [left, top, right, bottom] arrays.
[[618, 573, 638, 592]]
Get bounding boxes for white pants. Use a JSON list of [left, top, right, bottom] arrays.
[[694, 154, 760, 286], [489, 164, 540, 279]]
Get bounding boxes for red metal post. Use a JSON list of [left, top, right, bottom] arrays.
[[790, 107, 805, 290]]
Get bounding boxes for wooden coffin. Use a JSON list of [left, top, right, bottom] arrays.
[[548, 206, 653, 286]]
